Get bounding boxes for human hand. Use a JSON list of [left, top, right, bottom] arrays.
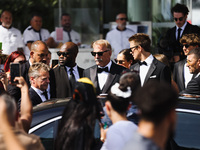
[[14, 77, 28, 90]]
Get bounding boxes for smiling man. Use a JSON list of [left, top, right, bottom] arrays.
[[83, 39, 127, 95], [173, 33, 200, 91], [53, 42, 83, 98], [165, 3, 200, 63], [180, 48, 200, 95]]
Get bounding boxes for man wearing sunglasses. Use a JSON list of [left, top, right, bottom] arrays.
[[7, 40, 56, 101], [129, 33, 171, 86], [106, 13, 135, 59], [173, 33, 200, 92], [83, 39, 127, 95], [165, 3, 200, 63], [53, 42, 83, 98]]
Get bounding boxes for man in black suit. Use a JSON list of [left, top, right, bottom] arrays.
[[173, 34, 200, 92], [180, 48, 200, 95], [129, 33, 171, 86], [53, 42, 83, 98], [28, 62, 50, 106], [165, 3, 200, 63], [83, 39, 127, 95], [7, 40, 56, 101]]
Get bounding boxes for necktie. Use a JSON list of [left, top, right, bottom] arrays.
[[67, 31, 72, 42], [138, 61, 147, 66], [177, 28, 182, 41], [97, 67, 109, 73], [69, 68, 76, 93], [42, 90, 48, 100]]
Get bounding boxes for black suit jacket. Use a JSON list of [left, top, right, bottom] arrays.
[[130, 58, 171, 85], [29, 87, 43, 106], [173, 59, 186, 91], [7, 61, 56, 101], [165, 22, 200, 58], [83, 61, 127, 95], [53, 65, 84, 98], [180, 75, 200, 95]]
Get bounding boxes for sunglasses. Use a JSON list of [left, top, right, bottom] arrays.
[[129, 45, 139, 51], [115, 59, 125, 64], [91, 50, 110, 56], [57, 51, 70, 57], [117, 18, 127, 21], [181, 44, 190, 48], [174, 17, 184, 22]]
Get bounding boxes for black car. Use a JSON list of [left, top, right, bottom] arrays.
[[29, 97, 200, 150]]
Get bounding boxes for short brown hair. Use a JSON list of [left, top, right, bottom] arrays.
[[129, 33, 151, 52], [180, 33, 200, 46]]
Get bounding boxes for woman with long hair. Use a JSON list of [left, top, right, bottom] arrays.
[[55, 77, 101, 150]]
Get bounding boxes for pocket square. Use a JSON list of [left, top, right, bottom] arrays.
[[150, 75, 156, 78]]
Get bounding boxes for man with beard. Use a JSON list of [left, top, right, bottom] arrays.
[[53, 42, 83, 98], [83, 39, 127, 95], [106, 13, 135, 59], [0, 10, 24, 55], [47, 13, 81, 48], [180, 48, 200, 95], [7, 40, 56, 101], [124, 81, 178, 150]]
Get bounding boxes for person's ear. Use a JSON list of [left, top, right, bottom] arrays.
[[105, 101, 112, 116], [30, 76, 35, 84], [30, 51, 34, 57]]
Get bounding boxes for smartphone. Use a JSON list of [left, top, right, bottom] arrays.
[[52, 59, 58, 68], [10, 63, 21, 83], [0, 42, 2, 50]]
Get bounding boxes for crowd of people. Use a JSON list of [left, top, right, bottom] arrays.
[[0, 2, 199, 150]]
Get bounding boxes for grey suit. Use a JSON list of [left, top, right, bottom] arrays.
[[130, 58, 171, 85], [83, 61, 127, 95]]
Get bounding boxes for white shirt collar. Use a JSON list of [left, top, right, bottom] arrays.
[[31, 86, 45, 95], [143, 54, 154, 65], [176, 21, 187, 30], [66, 64, 78, 72], [98, 60, 112, 71]]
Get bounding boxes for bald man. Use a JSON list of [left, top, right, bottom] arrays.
[[53, 42, 83, 98], [0, 10, 24, 55], [106, 13, 135, 58]]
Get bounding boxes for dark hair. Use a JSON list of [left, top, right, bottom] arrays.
[[4, 51, 26, 72], [188, 47, 200, 59], [55, 78, 100, 150], [171, 3, 189, 16], [119, 49, 134, 62], [134, 81, 178, 125], [31, 12, 43, 20], [106, 73, 136, 114], [129, 33, 151, 52], [61, 13, 70, 19]]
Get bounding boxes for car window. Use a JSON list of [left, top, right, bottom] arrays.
[[175, 111, 200, 149]]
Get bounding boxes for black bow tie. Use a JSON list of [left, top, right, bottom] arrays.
[[138, 61, 147, 66], [97, 67, 109, 73]]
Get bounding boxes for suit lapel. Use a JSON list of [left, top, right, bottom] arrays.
[[90, 66, 98, 89], [102, 62, 116, 93], [179, 60, 185, 89], [144, 58, 156, 84]]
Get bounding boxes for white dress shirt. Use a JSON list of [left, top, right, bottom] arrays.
[[66, 65, 80, 81], [97, 61, 112, 90], [139, 55, 154, 86], [176, 21, 187, 40], [184, 63, 193, 88], [31, 86, 50, 102]]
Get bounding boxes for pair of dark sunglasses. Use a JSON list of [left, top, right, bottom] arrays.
[[91, 50, 110, 56], [118, 18, 127, 21], [174, 17, 184, 22], [181, 44, 190, 48], [18, 60, 26, 64], [115, 59, 124, 64], [57, 51, 70, 57]]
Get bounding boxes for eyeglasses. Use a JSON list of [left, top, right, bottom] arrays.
[[174, 17, 184, 22], [57, 51, 70, 57], [117, 18, 127, 21], [91, 50, 110, 56], [37, 53, 48, 58], [181, 44, 190, 48], [129, 45, 139, 51], [18, 60, 26, 64], [115, 59, 125, 64]]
